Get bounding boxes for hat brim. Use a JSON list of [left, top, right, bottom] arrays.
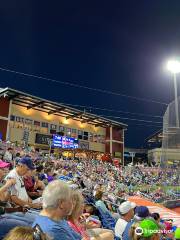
[[0, 161, 10, 168]]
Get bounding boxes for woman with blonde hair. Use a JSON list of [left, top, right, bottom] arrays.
[[67, 190, 114, 240], [3, 225, 49, 240]]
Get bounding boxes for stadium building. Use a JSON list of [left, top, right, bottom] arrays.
[[0, 87, 127, 163], [145, 130, 180, 165]]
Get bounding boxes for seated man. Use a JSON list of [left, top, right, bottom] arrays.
[[5, 157, 41, 209], [115, 201, 136, 239], [24, 169, 45, 200], [0, 160, 30, 239], [32, 180, 81, 240]]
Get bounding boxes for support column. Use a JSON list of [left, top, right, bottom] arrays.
[[6, 100, 12, 140], [122, 129, 124, 167], [110, 126, 113, 156]]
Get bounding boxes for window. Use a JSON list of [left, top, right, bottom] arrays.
[[97, 135, 101, 143], [34, 121, 40, 126], [78, 130, 83, 135], [89, 132, 93, 142], [78, 130, 83, 140], [93, 134, 98, 142], [83, 131, 88, 140], [101, 135, 105, 144], [24, 119, 33, 131], [83, 135, 88, 140], [42, 122, 48, 128], [71, 129, 77, 134], [14, 116, 24, 129], [10, 115, 15, 121], [25, 119, 33, 125], [71, 128, 77, 138], [66, 128, 71, 136], [59, 126, 64, 132], [50, 124, 57, 130], [16, 117, 24, 123]]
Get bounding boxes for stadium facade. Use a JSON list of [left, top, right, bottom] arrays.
[[0, 87, 127, 163], [145, 130, 180, 165]]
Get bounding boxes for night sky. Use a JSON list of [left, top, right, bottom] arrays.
[[1, 0, 180, 148]]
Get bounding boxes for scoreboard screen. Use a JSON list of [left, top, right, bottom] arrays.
[[53, 135, 78, 149]]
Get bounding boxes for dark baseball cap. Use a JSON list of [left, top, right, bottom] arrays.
[[19, 157, 35, 170], [135, 206, 150, 218]]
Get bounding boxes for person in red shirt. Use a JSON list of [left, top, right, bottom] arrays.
[[24, 169, 44, 200], [67, 190, 114, 240]]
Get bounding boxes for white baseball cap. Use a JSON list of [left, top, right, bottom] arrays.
[[118, 201, 136, 215]]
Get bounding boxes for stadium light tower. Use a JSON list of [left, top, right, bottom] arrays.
[[167, 59, 180, 128]]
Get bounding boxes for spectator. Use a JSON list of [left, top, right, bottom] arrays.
[[36, 165, 46, 181], [68, 190, 114, 240], [84, 204, 100, 223], [5, 157, 41, 209], [24, 170, 44, 200], [151, 213, 160, 223], [0, 160, 15, 200], [45, 168, 54, 182], [115, 201, 136, 239], [129, 219, 160, 240], [32, 180, 81, 240], [175, 228, 180, 240], [14, 153, 21, 165], [3, 148, 13, 163], [134, 206, 150, 221], [123, 206, 150, 240], [3, 225, 48, 240], [94, 191, 109, 213], [0, 159, 39, 239]]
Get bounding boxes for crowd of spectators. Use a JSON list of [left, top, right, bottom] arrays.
[[0, 141, 179, 240]]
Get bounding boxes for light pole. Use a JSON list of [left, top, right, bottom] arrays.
[[129, 152, 135, 165], [167, 60, 180, 128]]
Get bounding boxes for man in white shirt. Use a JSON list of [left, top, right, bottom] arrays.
[[115, 201, 136, 239], [6, 157, 41, 209]]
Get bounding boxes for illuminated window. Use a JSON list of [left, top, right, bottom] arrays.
[[42, 122, 49, 128], [66, 128, 71, 136], [89, 132, 93, 142], [71, 129, 77, 138], [25, 119, 33, 125], [59, 126, 65, 132], [50, 124, 57, 130], [16, 117, 24, 123]]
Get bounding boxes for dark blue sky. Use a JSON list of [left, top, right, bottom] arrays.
[[1, 0, 180, 148]]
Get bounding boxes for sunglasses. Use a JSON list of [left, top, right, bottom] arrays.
[[33, 224, 46, 240]]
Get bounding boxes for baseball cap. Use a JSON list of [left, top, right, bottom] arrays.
[[19, 157, 35, 170], [135, 206, 150, 218], [0, 160, 10, 169], [118, 201, 136, 215], [175, 228, 180, 240], [139, 219, 159, 238]]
